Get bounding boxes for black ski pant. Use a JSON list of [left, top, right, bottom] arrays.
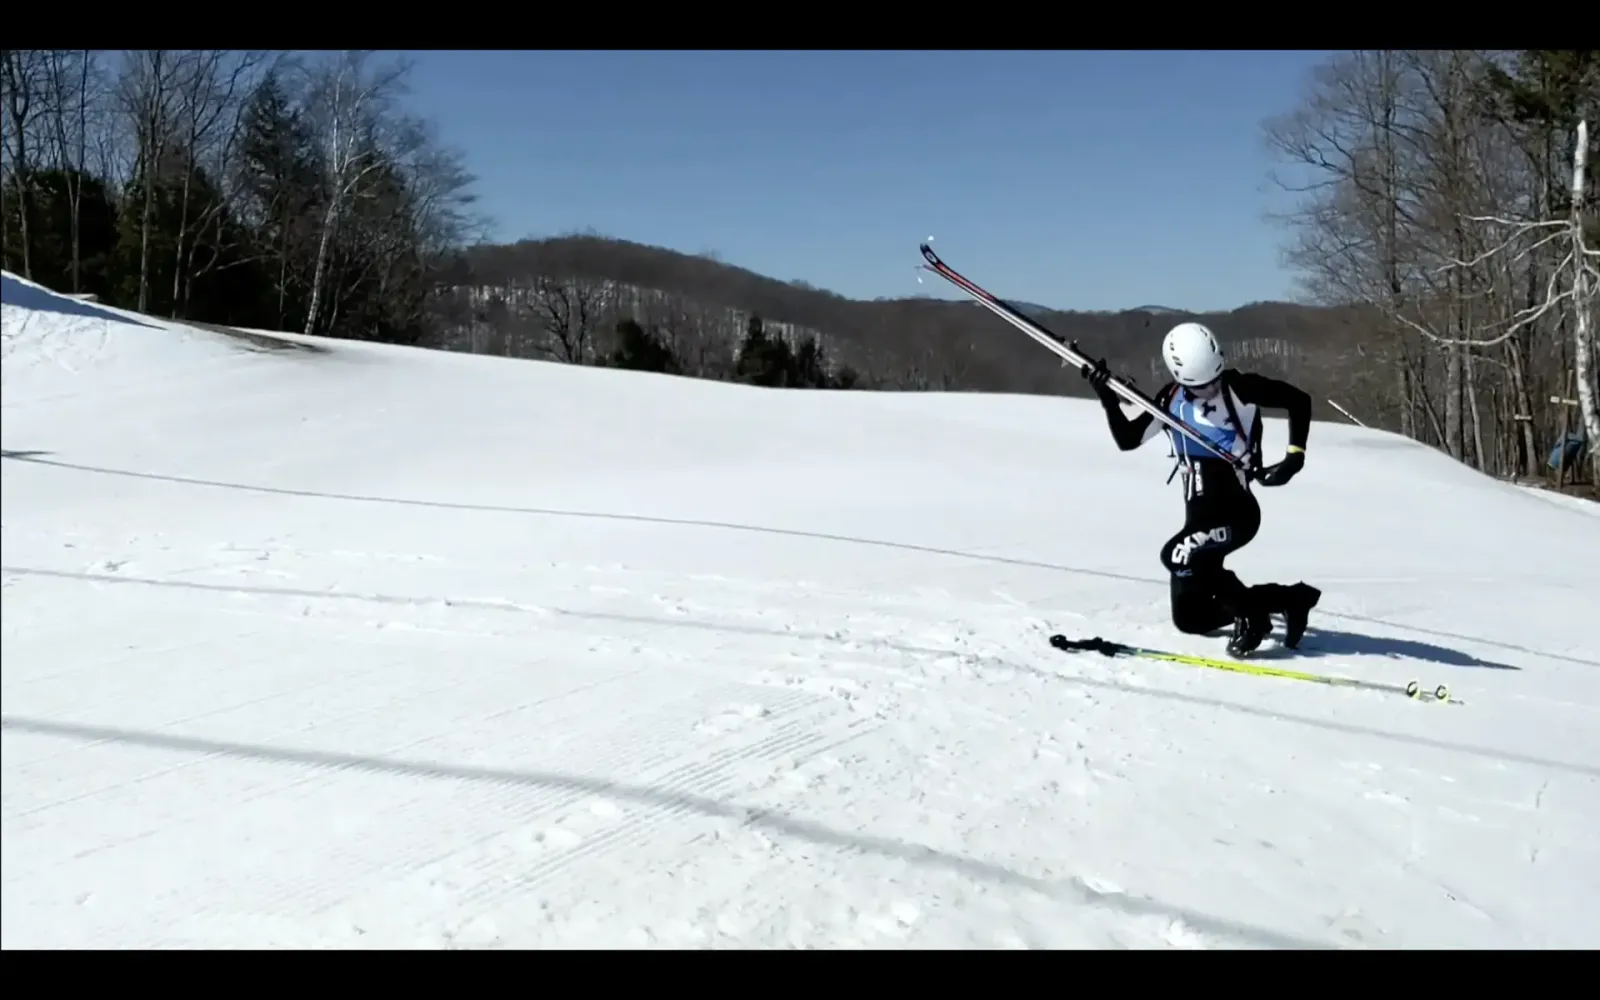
[[1158, 481, 1281, 635]]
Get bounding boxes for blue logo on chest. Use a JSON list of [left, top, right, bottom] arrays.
[[1168, 390, 1240, 458]]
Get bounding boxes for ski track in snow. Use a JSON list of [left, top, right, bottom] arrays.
[[3, 270, 1599, 949]]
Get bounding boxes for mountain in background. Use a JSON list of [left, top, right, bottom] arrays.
[[432, 234, 1367, 401]]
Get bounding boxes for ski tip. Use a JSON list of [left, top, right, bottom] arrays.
[[919, 244, 941, 265]]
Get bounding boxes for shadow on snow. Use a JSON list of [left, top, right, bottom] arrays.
[[1, 713, 1329, 949], [1, 273, 158, 329], [1261, 626, 1523, 672]]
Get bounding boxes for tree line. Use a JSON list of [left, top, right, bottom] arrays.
[[1264, 49, 1598, 484], [432, 232, 1372, 398], [1, 49, 478, 344]]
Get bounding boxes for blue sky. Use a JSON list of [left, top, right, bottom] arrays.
[[397, 50, 1328, 313]]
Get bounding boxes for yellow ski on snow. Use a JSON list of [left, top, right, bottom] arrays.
[[1047, 634, 1457, 704]]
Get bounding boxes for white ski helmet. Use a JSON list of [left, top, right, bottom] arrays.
[[1162, 322, 1225, 387]]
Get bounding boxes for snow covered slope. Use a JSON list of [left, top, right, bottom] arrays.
[[3, 269, 1598, 949]]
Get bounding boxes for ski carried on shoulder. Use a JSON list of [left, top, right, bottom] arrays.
[[917, 243, 1250, 476], [1048, 634, 1459, 705]]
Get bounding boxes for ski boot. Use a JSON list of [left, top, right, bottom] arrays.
[[1281, 582, 1322, 650], [1227, 609, 1272, 657]]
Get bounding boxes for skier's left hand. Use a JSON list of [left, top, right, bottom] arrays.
[[1256, 447, 1304, 487]]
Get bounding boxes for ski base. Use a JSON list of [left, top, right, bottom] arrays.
[[1048, 634, 1459, 705]]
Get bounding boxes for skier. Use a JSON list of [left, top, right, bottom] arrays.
[[1081, 322, 1321, 656]]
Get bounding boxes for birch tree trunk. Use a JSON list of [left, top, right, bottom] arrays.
[[1569, 119, 1599, 482]]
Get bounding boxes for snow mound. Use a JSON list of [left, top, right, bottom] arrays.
[[1, 271, 250, 408]]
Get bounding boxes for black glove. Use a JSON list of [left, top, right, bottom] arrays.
[[1256, 448, 1304, 487], [1080, 358, 1118, 402]]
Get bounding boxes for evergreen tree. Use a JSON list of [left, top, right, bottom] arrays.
[[609, 318, 682, 374], [1482, 50, 1600, 231], [236, 71, 323, 332], [736, 313, 795, 386], [3, 167, 118, 300]]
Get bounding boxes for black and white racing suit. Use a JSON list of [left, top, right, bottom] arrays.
[[1099, 369, 1312, 635]]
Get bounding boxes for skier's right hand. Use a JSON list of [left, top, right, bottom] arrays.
[[1081, 358, 1117, 401]]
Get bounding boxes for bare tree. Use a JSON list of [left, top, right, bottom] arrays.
[[41, 50, 99, 293], [380, 120, 480, 337], [164, 50, 272, 316], [526, 275, 606, 363], [1263, 51, 1444, 442], [115, 50, 186, 312], [298, 50, 415, 336], [2, 49, 50, 279], [1264, 50, 1593, 480], [392, 124, 481, 261], [1367, 49, 1511, 465], [1389, 124, 1596, 481], [640, 291, 736, 378]]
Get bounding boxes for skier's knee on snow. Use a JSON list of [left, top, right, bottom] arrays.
[[1171, 601, 1231, 635], [1168, 572, 1235, 635]]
